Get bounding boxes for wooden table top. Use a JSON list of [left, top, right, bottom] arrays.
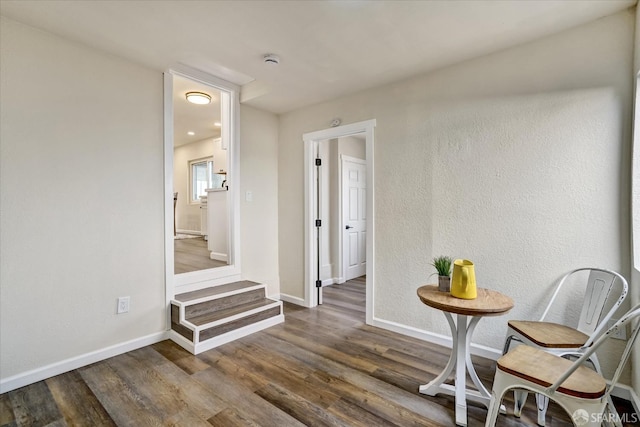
[[417, 285, 514, 316]]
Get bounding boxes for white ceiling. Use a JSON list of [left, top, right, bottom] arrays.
[[1, 0, 636, 114], [173, 75, 221, 147]]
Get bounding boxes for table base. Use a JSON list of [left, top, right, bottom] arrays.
[[419, 312, 491, 426]]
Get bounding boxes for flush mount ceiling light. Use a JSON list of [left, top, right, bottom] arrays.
[[185, 91, 211, 105], [214, 122, 221, 127]]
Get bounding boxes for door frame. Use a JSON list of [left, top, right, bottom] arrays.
[[164, 64, 242, 313], [303, 119, 376, 324]]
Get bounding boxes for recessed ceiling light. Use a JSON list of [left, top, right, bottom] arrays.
[[186, 92, 211, 105], [187, 131, 195, 136], [214, 122, 221, 127]]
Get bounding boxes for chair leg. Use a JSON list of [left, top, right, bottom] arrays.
[[485, 389, 506, 427], [536, 393, 549, 426], [502, 335, 513, 355], [513, 390, 528, 417], [604, 396, 622, 427]]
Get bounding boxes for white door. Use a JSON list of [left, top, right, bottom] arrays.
[[342, 156, 366, 280]]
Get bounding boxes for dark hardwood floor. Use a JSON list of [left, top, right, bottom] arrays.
[[1, 277, 636, 426], [174, 236, 226, 274]]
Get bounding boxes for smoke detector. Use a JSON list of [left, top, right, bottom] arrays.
[[263, 54, 280, 65]]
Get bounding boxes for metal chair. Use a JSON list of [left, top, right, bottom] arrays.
[[502, 268, 628, 426], [486, 302, 640, 427]]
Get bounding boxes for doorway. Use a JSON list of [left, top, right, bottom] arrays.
[[303, 119, 376, 324]]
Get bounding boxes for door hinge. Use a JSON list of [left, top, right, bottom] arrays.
[[315, 219, 322, 227], [315, 158, 322, 166], [316, 280, 322, 288]]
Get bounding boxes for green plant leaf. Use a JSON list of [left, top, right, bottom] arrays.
[[430, 255, 452, 277]]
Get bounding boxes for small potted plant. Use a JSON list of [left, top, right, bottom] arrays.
[[431, 255, 452, 292]]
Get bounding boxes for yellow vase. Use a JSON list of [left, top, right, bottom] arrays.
[[451, 259, 477, 299]]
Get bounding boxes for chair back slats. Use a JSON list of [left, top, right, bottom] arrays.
[[577, 270, 615, 335], [547, 302, 640, 397], [539, 268, 628, 346]]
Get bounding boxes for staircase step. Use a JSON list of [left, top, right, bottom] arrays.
[[189, 298, 278, 327], [185, 288, 265, 320], [169, 280, 284, 355], [175, 281, 263, 304], [171, 304, 193, 341], [199, 304, 282, 342]]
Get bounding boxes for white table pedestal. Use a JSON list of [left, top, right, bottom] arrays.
[[419, 312, 491, 426]]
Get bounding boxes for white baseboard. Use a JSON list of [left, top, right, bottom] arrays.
[[209, 251, 228, 262], [278, 293, 307, 306], [168, 329, 195, 354], [174, 273, 242, 293], [176, 229, 201, 235], [321, 277, 338, 286], [371, 316, 503, 361], [0, 331, 168, 394]]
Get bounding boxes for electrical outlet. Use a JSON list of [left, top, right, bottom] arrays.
[[117, 296, 130, 314], [607, 319, 626, 340]]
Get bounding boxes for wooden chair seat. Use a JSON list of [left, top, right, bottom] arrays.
[[497, 345, 606, 399], [508, 320, 589, 348]]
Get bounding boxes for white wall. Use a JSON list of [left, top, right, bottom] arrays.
[[239, 105, 281, 297], [0, 18, 165, 381], [174, 137, 226, 233], [278, 10, 634, 381]]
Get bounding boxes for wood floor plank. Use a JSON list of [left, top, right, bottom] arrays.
[[265, 323, 379, 374], [7, 381, 62, 427], [151, 340, 210, 375], [217, 342, 341, 410], [306, 369, 447, 427], [174, 237, 226, 274], [192, 366, 306, 427], [0, 393, 15, 426], [254, 382, 352, 427], [127, 346, 227, 420], [326, 397, 398, 427], [103, 351, 220, 424], [207, 407, 262, 427], [196, 348, 269, 392], [163, 409, 213, 427], [79, 361, 166, 427], [46, 370, 116, 427]]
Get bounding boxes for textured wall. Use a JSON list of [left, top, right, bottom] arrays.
[[0, 18, 165, 379], [278, 10, 634, 381]]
